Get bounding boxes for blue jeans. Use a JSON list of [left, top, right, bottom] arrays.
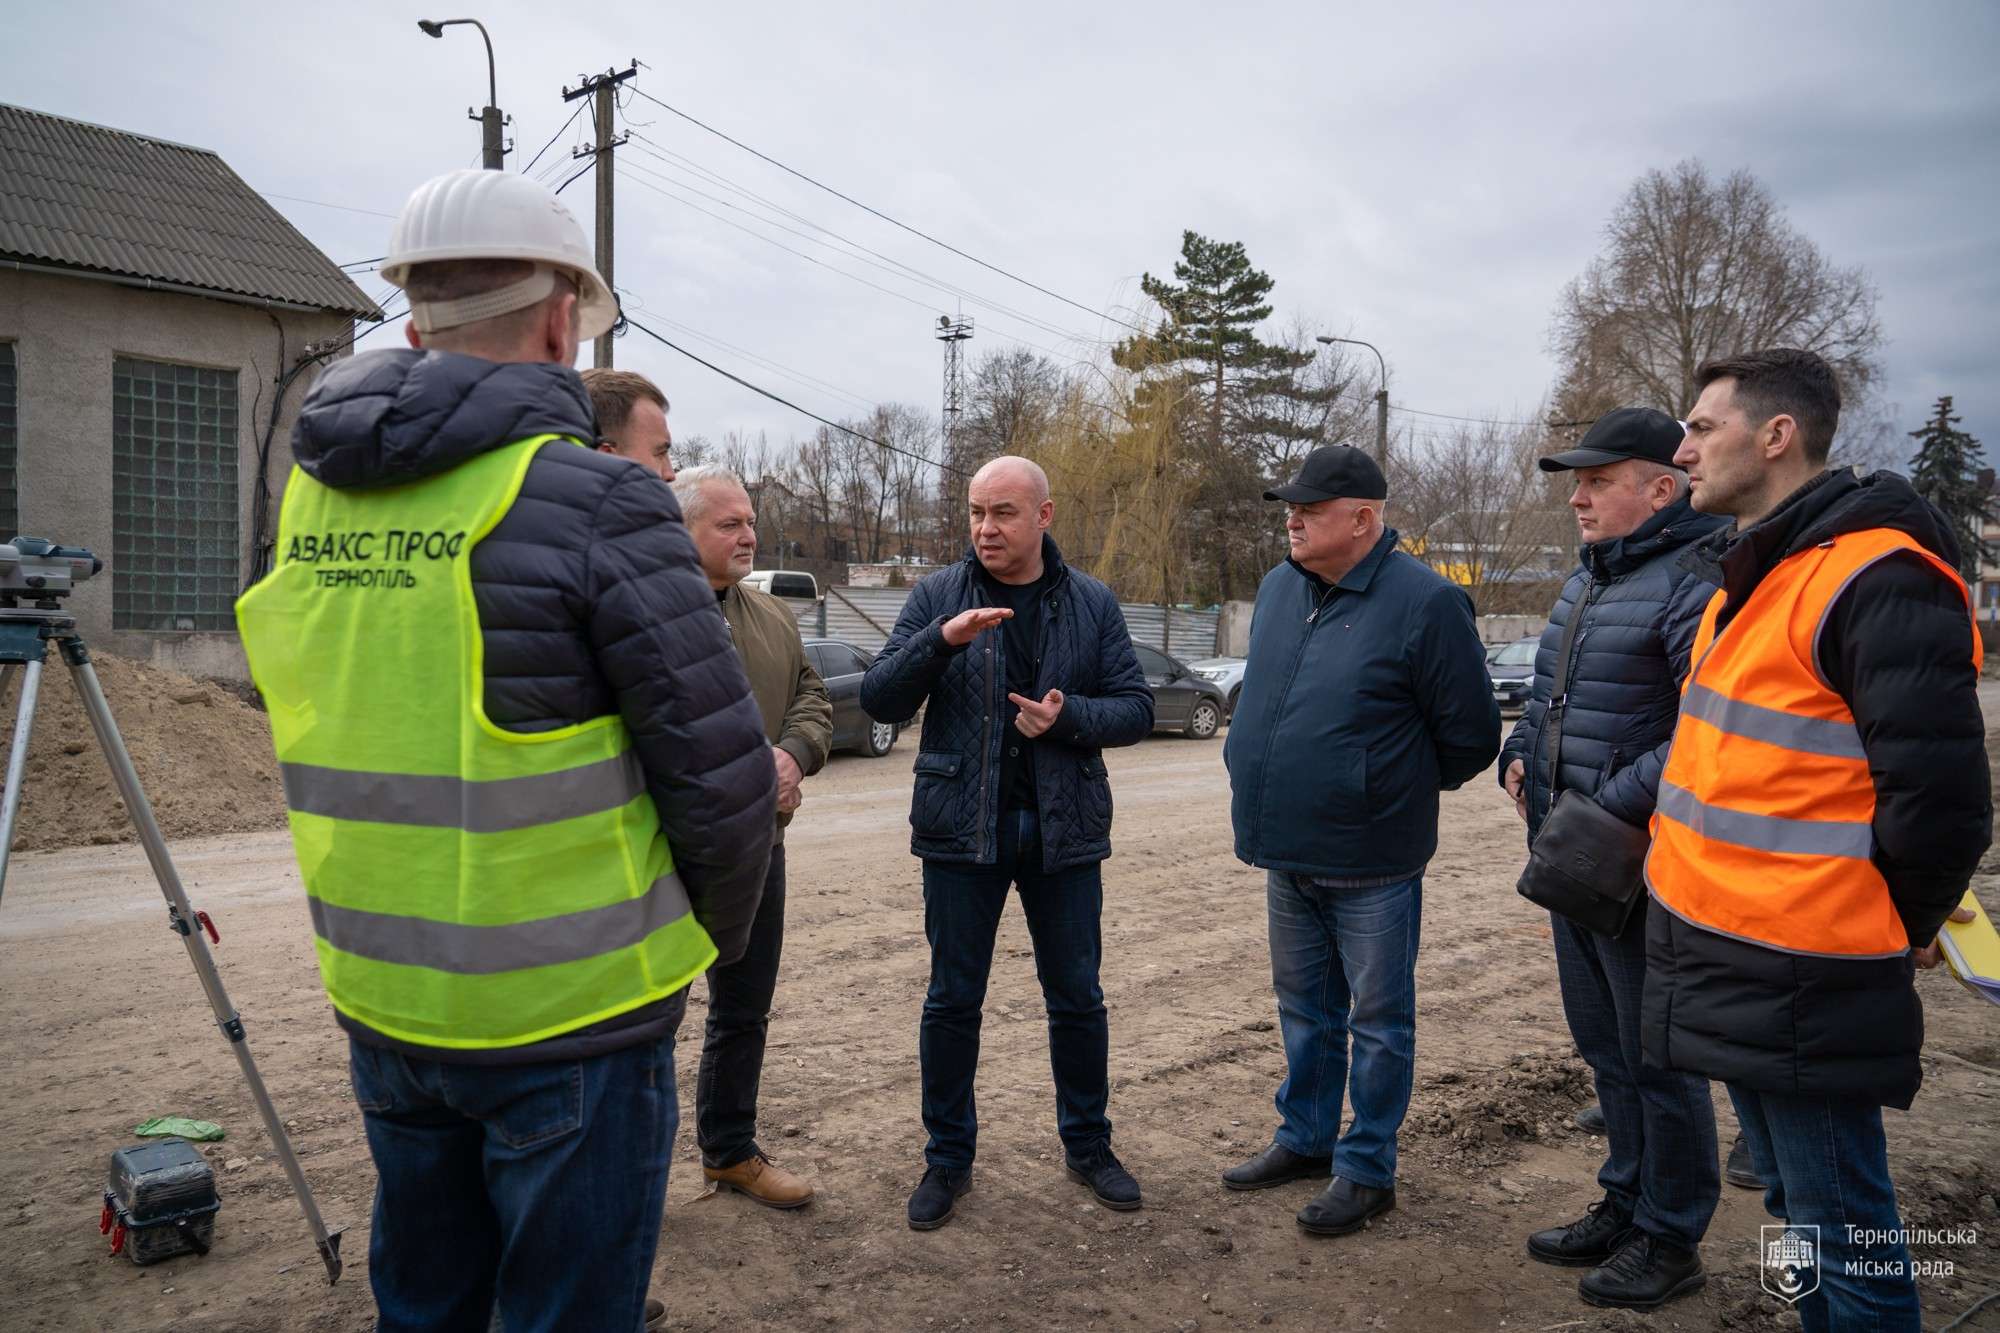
[[920, 806, 1111, 1169], [1266, 870, 1421, 1189], [348, 1026, 681, 1333], [1551, 911, 1719, 1247], [1727, 1085, 1921, 1333]]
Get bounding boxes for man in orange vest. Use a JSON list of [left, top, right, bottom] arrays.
[[1646, 347, 1988, 1333]]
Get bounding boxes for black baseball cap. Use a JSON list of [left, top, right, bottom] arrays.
[[1538, 407, 1685, 472], [1264, 445, 1388, 503]]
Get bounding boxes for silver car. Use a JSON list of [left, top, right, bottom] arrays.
[[1187, 656, 1247, 719]]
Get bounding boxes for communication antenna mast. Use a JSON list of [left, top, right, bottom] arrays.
[[935, 315, 975, 558]]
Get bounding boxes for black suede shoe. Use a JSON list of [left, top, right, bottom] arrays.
[[1221, 1142, 1333, 1191], [1296, 1176, 1395, 1236], [1526, 1198, 1635, 1267], [1067, 1147, 1142, 1211], [1579, 1231, 1706, 1310], [1574, 1102, 1607, 1135], [906, 1165, 972, 1231], [1725, 1135, 1763, 1190]]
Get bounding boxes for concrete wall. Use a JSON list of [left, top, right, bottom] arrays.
[[0, 268, 349, 678]]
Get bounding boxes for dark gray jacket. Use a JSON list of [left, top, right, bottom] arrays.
[[1499, 498, 1728, 840], [859, 537, 1154, 870], [290, 348, 776, 1060]]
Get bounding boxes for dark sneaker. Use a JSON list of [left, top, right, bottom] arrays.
[[906, 1165, 972, 1231], [1574, 1102, 1607, 1135], [1725, 1135, 1763, 1190], [1579, 1230, 1706, 1310], [1296, 1176, 1396, 1236], [1067, 1147, 1142, 1211], [1526, 1198, 1635, 1267], [1221, 1142, 1333, 1192]]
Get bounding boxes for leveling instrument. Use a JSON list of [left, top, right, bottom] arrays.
[[0, 537, 343, 1283]]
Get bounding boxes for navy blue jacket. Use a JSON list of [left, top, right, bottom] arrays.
[[289, 348, 776, 1059], [1499, 498, 1728, 841], [860, 537, 1154, 870], [1225, 530, 1501, 877]]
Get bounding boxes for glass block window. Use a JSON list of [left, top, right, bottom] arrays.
[[0, 343, 16, 541], [111, 357, 239, 631]]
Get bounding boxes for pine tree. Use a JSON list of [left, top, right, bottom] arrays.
[[1907, 395, 1995, 581], [1111, 232, 1328, 599]]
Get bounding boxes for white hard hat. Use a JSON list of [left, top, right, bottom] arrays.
[[382, 169, 619, 341]]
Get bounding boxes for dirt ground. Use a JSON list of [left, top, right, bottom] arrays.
[[7, 654, 286, 853], [3, 719, 1998, 1332]]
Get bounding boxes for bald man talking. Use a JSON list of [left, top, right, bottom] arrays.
[[863, 455, 1155, 1230]]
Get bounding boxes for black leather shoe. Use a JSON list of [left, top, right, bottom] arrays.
[[1066, 1147, 1142, 1211], [1579, 1231, 1706, 1310], [906, 1165, 972, 1231], [1221, 1142, 1333, 1191], [1296, 1176, 1395, 1236], [1574, 1102, 1607, 1135], [1725, 1135, 1763, 1190], [1526, 1198, 1635, 1267]]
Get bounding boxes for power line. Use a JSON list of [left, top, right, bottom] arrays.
[[634, 308, 881, 414], [553, 157, 595, 196], [621, 132, 1112, 348], [623, 88, 1593, 434], [261, 191, 398, 219], [519, 100, 589, 177], [625, 314, 967, 479], [628, 86, 1139, 336]]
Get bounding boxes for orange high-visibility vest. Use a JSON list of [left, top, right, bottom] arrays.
[[1646, 528, 1977, 959]]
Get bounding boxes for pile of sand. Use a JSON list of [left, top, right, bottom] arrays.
[[9, 653, 286, 853]]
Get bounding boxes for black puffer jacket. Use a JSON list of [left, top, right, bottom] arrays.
[[860, 537, 1154, 870], [290, 349, 776, 1050], [1500, 497, 1728, 840], [1642, 469, 1991, 1108]]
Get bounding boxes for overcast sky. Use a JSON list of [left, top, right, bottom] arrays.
[[8, 1, 1998, 462]]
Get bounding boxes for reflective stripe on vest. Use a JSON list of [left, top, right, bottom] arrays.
[[235, 435, 717, 1049], [1645, 527, 1977, 959]]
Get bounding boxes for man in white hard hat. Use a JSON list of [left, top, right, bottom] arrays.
[[236, 168, 775, 1333]]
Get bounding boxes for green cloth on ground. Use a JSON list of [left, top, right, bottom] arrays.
[[132, 1117, 224, 1142]]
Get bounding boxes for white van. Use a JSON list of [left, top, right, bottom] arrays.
[[740, 569, 819, 600]]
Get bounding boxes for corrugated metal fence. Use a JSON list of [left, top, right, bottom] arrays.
[[790, 586, 1222, 661]]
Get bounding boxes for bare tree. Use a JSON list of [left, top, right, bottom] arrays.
[[1551, 160, 1882, 435], [1393, 418, 1573, 614]]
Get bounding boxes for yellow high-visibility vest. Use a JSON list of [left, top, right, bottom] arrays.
[[236, 435, 715, 1050]]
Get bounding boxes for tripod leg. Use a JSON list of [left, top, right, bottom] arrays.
[[59, 639, 344, 1284], [0, 657, 45, 906]]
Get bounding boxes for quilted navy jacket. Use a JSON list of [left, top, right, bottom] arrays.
[[1498, 497, 1727, 841], [859, 537, 1154, 870], [289, 348, 776, 1000]]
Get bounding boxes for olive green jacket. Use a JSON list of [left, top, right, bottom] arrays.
[[719, 582, 832, 840]]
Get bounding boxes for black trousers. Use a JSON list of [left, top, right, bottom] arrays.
[[695, 842, 786, 1170]]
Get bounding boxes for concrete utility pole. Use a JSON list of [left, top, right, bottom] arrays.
[[564, 63, 637, 368], [1316, 334, 1389, 467], [417, 18, 508, 168]]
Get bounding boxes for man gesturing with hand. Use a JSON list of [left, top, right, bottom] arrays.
[[863, 455, 1154, 1231]]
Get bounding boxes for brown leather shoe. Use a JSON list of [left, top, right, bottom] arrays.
[[703, 1152, 814, 1209]]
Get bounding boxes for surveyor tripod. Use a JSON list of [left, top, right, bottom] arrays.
[[0, 605, 343, 1283]]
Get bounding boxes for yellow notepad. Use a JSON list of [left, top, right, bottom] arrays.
[[1940, 890, 2000, 1007]]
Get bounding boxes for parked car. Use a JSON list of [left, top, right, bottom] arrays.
[[1186, 656, 1247, 718], [742, 569, 819, 600], [1486, 636, 1538, 715], [1133, 643, 1229, 739], [803, 637, 899, 756]]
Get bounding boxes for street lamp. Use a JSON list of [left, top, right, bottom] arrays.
[[1315, 334, 1388, 467], [418, 17, 506, 169]]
